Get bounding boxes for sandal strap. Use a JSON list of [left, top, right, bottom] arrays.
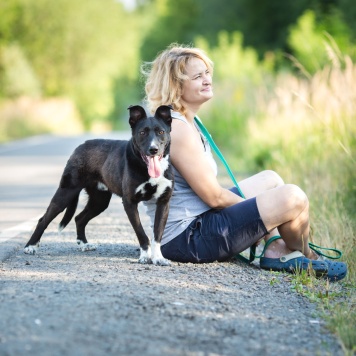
[[279, 250, 304, 262]]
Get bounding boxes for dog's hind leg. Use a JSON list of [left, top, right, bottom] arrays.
[[75, 188, 112, 251], [24, 187, 82, 254]]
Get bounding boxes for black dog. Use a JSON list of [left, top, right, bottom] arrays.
[[24, 105, 173, 266]]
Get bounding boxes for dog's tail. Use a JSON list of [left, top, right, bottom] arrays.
[[58, 194, 79, 233]]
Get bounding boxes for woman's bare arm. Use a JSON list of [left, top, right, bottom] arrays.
[[170, 119, 244, 208]]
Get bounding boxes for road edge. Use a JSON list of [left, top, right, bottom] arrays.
[[0, 234, 26, 263]]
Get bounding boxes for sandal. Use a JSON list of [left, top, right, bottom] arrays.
[[255, 235, 338, 277], [260, 250, 328, 276]]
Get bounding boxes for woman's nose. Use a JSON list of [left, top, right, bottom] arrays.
[[205, 71, 212, 81], [203, 76, 211, 85]]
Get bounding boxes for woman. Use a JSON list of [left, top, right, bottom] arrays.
[[142, 44, 347, 281]]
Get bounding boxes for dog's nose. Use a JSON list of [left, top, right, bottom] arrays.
[[149, 147, 158, 155]]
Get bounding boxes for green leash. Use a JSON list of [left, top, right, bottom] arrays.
[[194, 116, 343, 263], [194, 116, 245, 199], [309, 242, 342, 259], [194, 116, 253, 263]]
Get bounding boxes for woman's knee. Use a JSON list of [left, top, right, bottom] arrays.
[[257, 184, 309, 229], [281, 184, 309, 214], [261, 170, 284, 188]]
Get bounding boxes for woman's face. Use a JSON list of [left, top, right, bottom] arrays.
[[181, 57, 213, 109]]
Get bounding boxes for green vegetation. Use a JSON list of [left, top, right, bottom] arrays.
[[0, 0, 355, 351]]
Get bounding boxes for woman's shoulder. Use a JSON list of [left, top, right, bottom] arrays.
[[171, 111, 188, 124]]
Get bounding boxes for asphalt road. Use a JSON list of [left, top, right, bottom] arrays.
[[0, 134, 345, 356]]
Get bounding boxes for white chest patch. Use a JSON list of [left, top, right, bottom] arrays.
[[135, 155, 172, 199]]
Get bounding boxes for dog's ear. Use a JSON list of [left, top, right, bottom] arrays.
[[128, 105, 147, 128], [155, 105, 172, 126]]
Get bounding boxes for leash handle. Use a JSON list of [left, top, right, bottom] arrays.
[[194, 116, 246, 199]]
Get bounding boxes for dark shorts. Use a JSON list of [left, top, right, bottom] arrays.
[[161, 187, 268, 263]]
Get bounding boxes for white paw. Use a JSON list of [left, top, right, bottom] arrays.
[[152, 257, 171, 266], [138, 256, 152, 264], [138, 247, 152, 264], [24, 244, 39, 255], [151, 240, 171, 266], [77, 240, 97, 252]]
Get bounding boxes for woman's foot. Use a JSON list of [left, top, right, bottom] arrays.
[[260, 253, 329, 276], [263, 237, 293, 259], [260, 236, 347, 281], [260, 236, 328, 276]]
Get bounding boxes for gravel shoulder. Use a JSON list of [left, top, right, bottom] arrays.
[[0, 195, 345, 356]]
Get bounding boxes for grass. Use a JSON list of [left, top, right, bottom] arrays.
[[289, 268, 356, 355]]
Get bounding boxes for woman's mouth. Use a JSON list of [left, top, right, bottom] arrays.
[[202, 86, 212, 93]]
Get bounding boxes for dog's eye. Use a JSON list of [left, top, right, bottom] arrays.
[[140, 131, 145, 135], [158, 130, 164, 135]]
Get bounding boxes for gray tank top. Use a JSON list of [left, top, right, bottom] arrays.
[[143, 112, 217, 245]]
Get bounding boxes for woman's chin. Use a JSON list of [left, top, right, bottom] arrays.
[[203, 92, 213, 102]]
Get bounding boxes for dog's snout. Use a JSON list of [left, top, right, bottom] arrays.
[[149, 147, 158, 155]]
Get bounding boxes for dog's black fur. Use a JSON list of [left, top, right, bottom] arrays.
[[24, 105, 173, 265]]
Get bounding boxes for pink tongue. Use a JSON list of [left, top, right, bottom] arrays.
[[147, 156, 161, 178]]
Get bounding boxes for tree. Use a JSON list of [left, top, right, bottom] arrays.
[[0, 0, 142, 127], [140, 0, 311, 60], [140, 0, 199, 61]]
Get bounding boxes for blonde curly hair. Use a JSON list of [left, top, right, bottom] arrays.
[[142, 43, 213, 116]]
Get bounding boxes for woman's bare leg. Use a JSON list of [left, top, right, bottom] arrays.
[[238, 170, 317, 259], [239, 170, 282, 239], [238, 171, 288, 255], [256, 184, 317, 259]]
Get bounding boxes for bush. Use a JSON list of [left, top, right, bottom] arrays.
[[0, 44, 41, 98]]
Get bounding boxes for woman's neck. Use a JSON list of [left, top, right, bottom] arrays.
[[184, 105, 199, 123]]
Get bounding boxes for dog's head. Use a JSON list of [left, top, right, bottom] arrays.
[[128, 105, 172, 178]]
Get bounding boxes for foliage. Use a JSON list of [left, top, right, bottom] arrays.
[[141, 0, 311, 60], [1, 0, 356, 131], [140, 0, 199, 61], [0, 43, 41, 97], [288, 9, 356, 74], [0, 97, 83, 142], [0, 0, 143, 129]]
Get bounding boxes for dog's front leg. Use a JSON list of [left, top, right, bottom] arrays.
[[122, 199, 152, 264], [152, 201, 171, 266]]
